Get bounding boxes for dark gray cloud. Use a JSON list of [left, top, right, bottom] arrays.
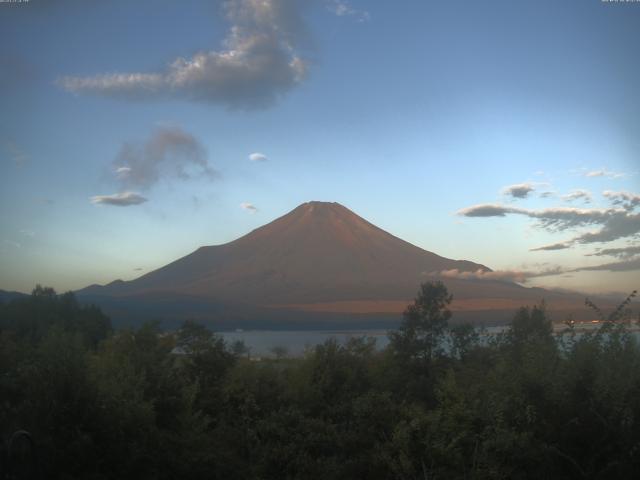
[[58, 0, 309, 109], [574, 258, 640, 273], [603, 191, 640, 211], [572, 212, 640, 245], [526, 206, 613, 232], [458, 191, 640, 249], [433, 257, 640, 284], [457, 204, 516, 217], [114, 126, 217, 189], [90, 192, 148, 207], [502, 183, 535, 199], [587, 245, 640, 259], [530, 242, 571, 252]]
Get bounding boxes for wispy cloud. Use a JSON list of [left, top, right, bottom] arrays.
[[574, 258, 640, 273], [502, 183, 535, 199], [249, 152, 268, 162], [432, 258, 640, 284], [326, 0, 370, 22], [58, 0, 310, 109], [1, 239, 22, 250], [91, 192, 148, 207], [113, 126, 217, 189], [584, 168, 626, 179], [457, 204, 515, 217], [1, 140, 29, 166], [561, 189, 592, 204], [530, 242, 571, 252], [436, 267, 565, 283], [458, 191, 640, 250], [240, 202, 258, 213], [115, 166, 132, 178], [603, 191, 640, 211], [587, 244, 640, 259]]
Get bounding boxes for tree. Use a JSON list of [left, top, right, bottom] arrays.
[[449, 322, 479, 359], [389, 281, 452, 361], [508, 303, 552, 345]]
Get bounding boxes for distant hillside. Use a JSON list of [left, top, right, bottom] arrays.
[[0, 289, 28, 303]]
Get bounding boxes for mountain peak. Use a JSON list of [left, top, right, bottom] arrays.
[[88, 200, 491, 304], [295, 201, 349, 215]]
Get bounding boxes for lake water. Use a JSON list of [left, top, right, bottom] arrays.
[[221, 330, 390, 357], [221, 326, 510, 357], [221, 325, 640, 358]]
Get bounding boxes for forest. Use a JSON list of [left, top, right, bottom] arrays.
[[1, 283, 639, 479]]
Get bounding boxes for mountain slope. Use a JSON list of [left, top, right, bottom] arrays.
[[78, 201, 591, 323], [81, 202, 491, 304]]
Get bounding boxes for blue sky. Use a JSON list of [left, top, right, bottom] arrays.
[[1, 0, 639, 294]]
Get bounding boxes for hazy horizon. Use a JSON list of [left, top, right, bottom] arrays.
[[1, 0, 639, 295]]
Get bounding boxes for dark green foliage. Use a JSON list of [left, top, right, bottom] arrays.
[[508, 303, 553, 344], [389, 280, 452, 362], [0, 285, 111, 347], [1, 283, 639, 479]]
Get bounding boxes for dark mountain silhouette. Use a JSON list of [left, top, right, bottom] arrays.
[[0, 289, 28, 303], [77, 201, 594, 326]]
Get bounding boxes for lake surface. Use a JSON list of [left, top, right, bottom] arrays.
[[221, 326, 508, 357], [221, 330, 390, 357], [221, 325, 640, 358]]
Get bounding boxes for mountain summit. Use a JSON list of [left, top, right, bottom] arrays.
[[79, 201, 587, 324]]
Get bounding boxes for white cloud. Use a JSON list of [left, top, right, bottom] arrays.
[[115, 166, 132, 178], [502, 183, 535, 199], [91, 192, 148, 207], [58, 0, 310, 109], [240, 202, 258, 213], [249, 152, 268, 162]]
